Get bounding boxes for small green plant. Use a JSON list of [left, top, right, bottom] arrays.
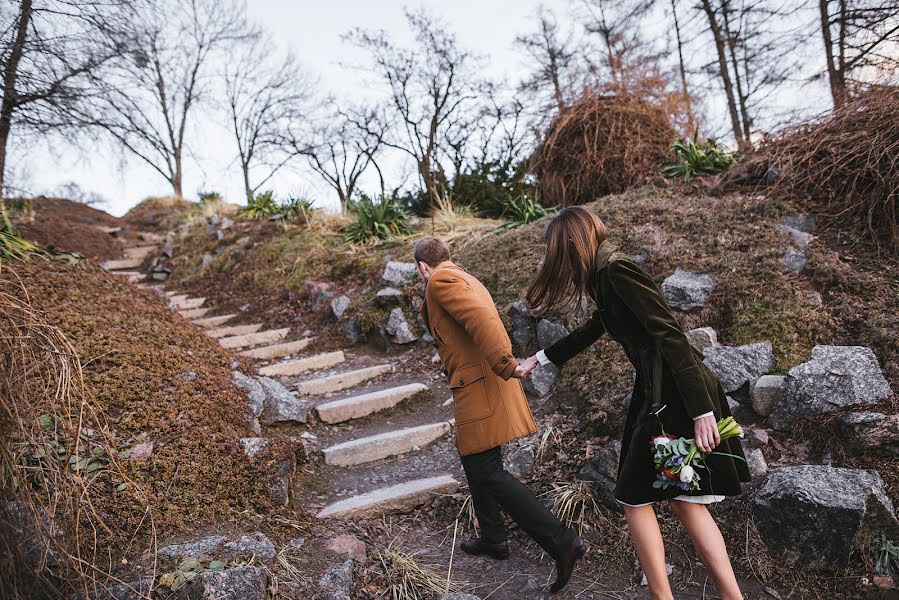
[[875, 534, 899, 577], [236, 190, 279, 219], [1, 213, 45, 261], [496, 193, 552, 231], [663, 137, 736, 182], [343, 194, 413, 244], [280, 196, 315, 222], [197, 191, 222, 204]]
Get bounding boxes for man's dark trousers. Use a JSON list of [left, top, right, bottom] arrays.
[[460, 445, 575, 559]]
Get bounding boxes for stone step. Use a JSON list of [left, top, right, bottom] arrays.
[[179, 307, 211, 319], [111, 271, 145, 282], [167, 293, 188, 303], [219, 328, 290, 350], [123, 245, 159, 259], [170, 297, 206, 310], [191, 313, 237, 328], [317, 383, 428, 424], [256, 350, 344, 376], [165, 290, 182, 297], [316, 475, 460, 519], [240, 338, 315, 360], [322, 421, 451, 466], [102, 257, 144, 271], [296, 364, 394, 396], [206, 323, 264, 339]]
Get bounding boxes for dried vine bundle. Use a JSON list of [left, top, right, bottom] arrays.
[[530, 93, 676, 206], [738, 86, 899, 255], [0, 265, 154, 600]]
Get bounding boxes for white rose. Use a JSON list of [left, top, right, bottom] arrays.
[[679, 465, 695, 483], [653, 436, 671, 448]]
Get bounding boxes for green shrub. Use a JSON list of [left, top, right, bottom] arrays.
[[451, 160, 531, 218], [197, 191, 222, 204], [343, 194, 413, 244], [663, 138, 736, 182], [281, 196, 315, 222], [236, 190, 279, 219], [496, 193, 552, 231], [1, 213, 45, 261]]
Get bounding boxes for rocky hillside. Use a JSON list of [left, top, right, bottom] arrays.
[[3, 185, 898, 599]]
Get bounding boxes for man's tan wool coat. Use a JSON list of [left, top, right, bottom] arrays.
[[421, 261, 537, 456]]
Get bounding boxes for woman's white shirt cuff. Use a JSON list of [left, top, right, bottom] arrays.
[[536, 349, 553, 366]]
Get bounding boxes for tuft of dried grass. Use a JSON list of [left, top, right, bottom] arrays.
[[544, 481, 600, 537], [376, 540, 469, 600], [736, 85, 899, 256], [0, 265, 155, 599], [530, 92, 676, 206]]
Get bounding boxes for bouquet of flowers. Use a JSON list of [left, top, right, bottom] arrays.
[[651, 416, 744, 492]]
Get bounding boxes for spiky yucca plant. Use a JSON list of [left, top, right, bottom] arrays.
[[663, 137, 736, 182], [236, 190, 279, 219], [343, 195, 412, 244], [496, 193, 552, 231]]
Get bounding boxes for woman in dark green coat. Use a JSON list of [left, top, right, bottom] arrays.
[[518, 206, 749, 600]]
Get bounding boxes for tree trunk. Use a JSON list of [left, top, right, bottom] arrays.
[[172, 149, 183, 197], [700, 0, 746, 148], [720, 0, 752, 142], [0, 0, 33, 213], [820, 0, 848, 107], [242, 161, 253, 203], [670, 0, 695, 135]]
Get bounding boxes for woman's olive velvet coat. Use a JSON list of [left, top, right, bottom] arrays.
[[544, 241, 750, 505]]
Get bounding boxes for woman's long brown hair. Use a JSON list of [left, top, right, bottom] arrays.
[[526, 206, 607, 316]]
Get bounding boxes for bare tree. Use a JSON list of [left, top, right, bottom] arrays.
[[669, 0, 696, 133], [300, 106, 387, 213], [514, 7, 579, 117], [345, 9, 486, 215], [225, 34, 315, 202], [0, 0, 132, 214], [818, 0, 899, 107], [77, 0, 248, 197]]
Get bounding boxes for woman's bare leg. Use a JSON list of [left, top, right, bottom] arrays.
[[624, 504, 674, 600], [669, 500, 743, 600]]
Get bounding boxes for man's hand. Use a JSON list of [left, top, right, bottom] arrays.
[[693, 414, 720, 453]]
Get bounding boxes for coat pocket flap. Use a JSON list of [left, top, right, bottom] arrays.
[[449, 363, 485, 388]]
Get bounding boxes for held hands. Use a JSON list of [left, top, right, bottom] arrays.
[[512, 354, 539, 379], [693, 414, 721, 453]]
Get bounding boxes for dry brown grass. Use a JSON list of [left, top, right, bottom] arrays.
[[530, 93, 676, 206]]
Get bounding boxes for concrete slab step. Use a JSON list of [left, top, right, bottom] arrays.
[[167, 294, 188, 303], [164, 290, 181, 297], [179, 307, 211, 319], [206, 323, 264, 339], [112, 271, 145, 282], [102, 258, 144, 271], [316, 475, 460, 519], [123, 245, 159, 259], [317, 383, 428, 424], [322, 421, 451, 466], [191, 313, 237, 328], [219, 328, 290, 350], [170, 297, 205, 310], [296, 364, 394, 396], [256, 350, 344, 376], [240, 338, 315, 360]]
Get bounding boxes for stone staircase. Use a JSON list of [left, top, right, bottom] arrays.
[[137, 282, 462, 522]]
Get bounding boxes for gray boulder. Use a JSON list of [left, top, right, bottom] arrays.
[[510, 300, 536, 348], [158, 535, 225, 559], [232, 372, 264, 423], [239, 437, 268, 459], [537, 319, 568, 349], [752, 465, 899, 570], [750, 375, 785, 417], [172, 565, 267, 600], [385, 308, 418, 344], [375, 287, 404, 307], [685, 327, 718, 352], [445, 594, 482, 600], [382, 261, 418, 286], [769, 346, 892, 430], [577, 440, 622, 512], [744, 447, 768, 479], [839, 412, 899, 457], [223, 532, 276, 562], [319, 560, 354, 600], [781, 248, 807, 272], [523, 363, 559, 398], [1, 501, 63, 570], [330, 295, 351, 320], [780, 213, 816, 234], [339, 318, 362, 344], [703, 342, 774, 393], [661, 268, 716, 311], [258, 376, 309, 425], [504, 439, 536, 479], [82, 577, 154, 600]]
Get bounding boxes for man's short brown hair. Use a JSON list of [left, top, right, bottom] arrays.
[[413, 236, 451, 267]]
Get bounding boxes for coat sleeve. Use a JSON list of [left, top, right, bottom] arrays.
[[543, 309, 606, 366], [607, 260, 716, 418], [428, 271, 518, 380]]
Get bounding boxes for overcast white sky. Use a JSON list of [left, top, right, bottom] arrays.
[[16, 0, 827, 216]]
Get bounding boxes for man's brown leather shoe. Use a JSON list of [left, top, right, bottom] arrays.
[[550, 536, 588, 593], [460, 539, 509, 560]]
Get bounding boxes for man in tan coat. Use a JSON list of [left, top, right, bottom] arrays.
[[415, 236, 587, 593]]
